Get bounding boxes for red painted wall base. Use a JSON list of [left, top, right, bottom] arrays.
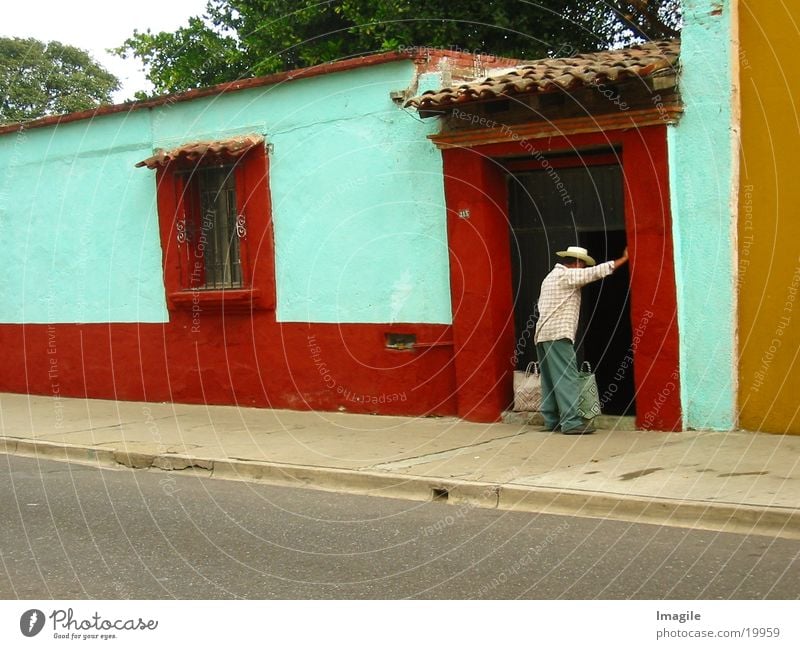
[[0, 318, 458, 418]]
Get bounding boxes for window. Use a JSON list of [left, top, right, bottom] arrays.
[[137, 135, 275, 311], [180, 164, 244, 290]]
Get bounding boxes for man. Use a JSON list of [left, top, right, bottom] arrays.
[[534, 245, 629, 435]]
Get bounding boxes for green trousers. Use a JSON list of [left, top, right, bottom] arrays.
[[536, 339, 584, 431]]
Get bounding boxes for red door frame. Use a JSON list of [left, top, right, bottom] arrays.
[[441, 125, 682, 430]]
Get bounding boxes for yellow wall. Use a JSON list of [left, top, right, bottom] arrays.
[[738, 1, 800, 433]]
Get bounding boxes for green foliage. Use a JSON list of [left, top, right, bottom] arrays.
[[338, 0, 681, 56], [115, 0, 358, 95], [116, 0, 681, 96], [0, 37, 120, 125]]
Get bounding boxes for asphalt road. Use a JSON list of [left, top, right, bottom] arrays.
[[1, 454, 798, 599]]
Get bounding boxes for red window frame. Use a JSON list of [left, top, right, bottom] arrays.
[[153, 144, 275, 312]]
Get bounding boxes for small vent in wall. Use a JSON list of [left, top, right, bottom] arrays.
[[385, 333, 416, 350]]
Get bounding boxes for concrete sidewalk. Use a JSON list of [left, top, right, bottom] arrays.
[[1, 393, 799, 539]]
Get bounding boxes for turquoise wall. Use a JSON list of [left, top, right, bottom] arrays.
[[0, 111, 168, 323], [667, 0, 737, 430], [0, 60, 452, 325]]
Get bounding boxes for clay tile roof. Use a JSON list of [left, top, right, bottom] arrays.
[[135, 134, 264, 169], [405, 39, 679, 112]]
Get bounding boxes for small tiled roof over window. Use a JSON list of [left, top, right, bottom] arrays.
[[405, 40, 679, 114], [135, 135, 264, 169]]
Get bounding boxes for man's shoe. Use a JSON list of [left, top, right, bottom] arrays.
[[537, 425, 559, 432], [562, 423, 596, 435]]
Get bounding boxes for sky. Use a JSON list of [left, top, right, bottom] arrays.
[[1, 0, 211, 101]]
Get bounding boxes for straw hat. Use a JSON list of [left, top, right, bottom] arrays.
[[556, 246, 596, 266]]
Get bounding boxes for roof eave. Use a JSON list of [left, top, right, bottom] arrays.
[[0, 48, 502, 137]]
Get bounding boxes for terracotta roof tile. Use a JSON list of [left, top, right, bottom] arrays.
[[405, 40, 679, 112], [135, 135, 264, 169]]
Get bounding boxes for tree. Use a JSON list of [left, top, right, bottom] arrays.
[[0, 37, 120, 125], [116, 0, 681, 96], [338, 0, 680, 58], [114, 1, 357, 97], [604, 0, 681, 41]]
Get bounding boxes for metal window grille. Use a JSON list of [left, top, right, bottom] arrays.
[[184, 165, 243, 289]]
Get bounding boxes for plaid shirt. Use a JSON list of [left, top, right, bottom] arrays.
[[534, 261, 615, 344]]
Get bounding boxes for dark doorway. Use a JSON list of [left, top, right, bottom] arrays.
[[576, 229, 635, 415], [508, 159, 635, 416]]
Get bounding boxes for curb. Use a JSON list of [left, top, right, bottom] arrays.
[[498, 485, 800, 540], [2, 436, 798, 540]]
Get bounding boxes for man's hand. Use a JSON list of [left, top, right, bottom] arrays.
[[614, 247, 629, 270]]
